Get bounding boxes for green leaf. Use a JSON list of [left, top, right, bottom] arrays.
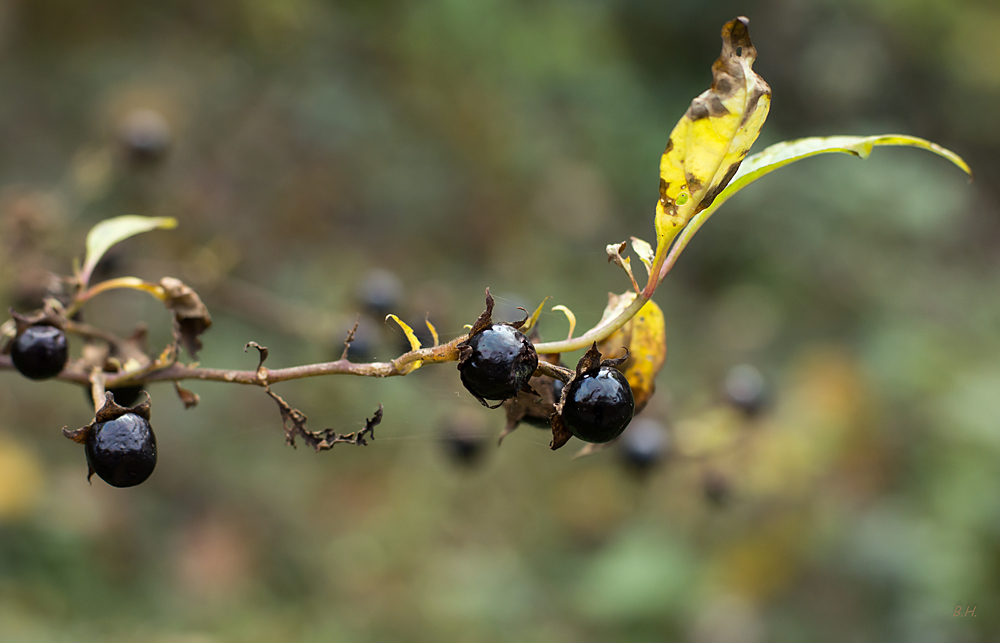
[[661, 134, 973, 276], [81, 215, 178, 285]]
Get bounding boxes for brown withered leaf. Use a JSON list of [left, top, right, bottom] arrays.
[[575, 343, 604, 376], [174, 382, 200, 409], [606, 241, 639, 292], [500, 374, 561, 444], [160, 277, 212, 358], [550, 413, 573, 451], [468, 288, 495, 338], [261, 375, 382, 451]]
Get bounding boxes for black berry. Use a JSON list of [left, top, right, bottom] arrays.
[[723, 364, 767, 416], [459, 324, 538, 403], [11, 324, 68, 380], [85, 412, 157, 487], [561, 366, 634, 443], [441, 427, 487, 467], [618, 418, 668, 472]]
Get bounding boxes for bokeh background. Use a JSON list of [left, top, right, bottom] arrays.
[[1, 0, 998, 641]]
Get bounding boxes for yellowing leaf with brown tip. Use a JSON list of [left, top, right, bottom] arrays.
[[654, 16, 770, 261]]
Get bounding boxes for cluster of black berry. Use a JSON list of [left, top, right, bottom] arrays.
[[456, 291, 636, 447], [6, 316, 157, 488]]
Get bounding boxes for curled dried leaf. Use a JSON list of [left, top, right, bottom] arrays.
[[468, 288, 495, 338], [606, 241, 640, 292], [160, 277, 212, 358], [630, 237, 655, 277], [174, 382, 200, 409]]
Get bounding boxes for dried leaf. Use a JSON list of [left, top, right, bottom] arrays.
[[468, 288, 495, 338], [174, 382, 200, 409], [81, 216, 177, 285], [575, 342, 604, 376], [654, 17, 770, 261], [630, 237, 655, 276], [266, 382, 382, 452], [160, 277, 212, 358], [499, 374, 561, 444], [606, 241, 640, 292], [550, 413, 573, 451]]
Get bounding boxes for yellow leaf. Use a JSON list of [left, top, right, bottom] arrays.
[[598, 299, 666, 414], [654, 17, 770, 264]]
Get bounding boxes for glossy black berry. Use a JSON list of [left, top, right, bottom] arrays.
[[459, 324, 538, 403], [85, 412, 157, 487], [561, 366, 634, 443], [11, 325, 68, 380], [618, 419, 668, 472]]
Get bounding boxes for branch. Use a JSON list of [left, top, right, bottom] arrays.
[[0, 335, 466, 389]]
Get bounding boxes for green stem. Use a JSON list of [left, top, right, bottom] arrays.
[[65, 277, 166, 318], [533, 292, 650, 354]]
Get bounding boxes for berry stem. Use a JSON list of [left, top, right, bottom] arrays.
[[65, 277, 166, 318]]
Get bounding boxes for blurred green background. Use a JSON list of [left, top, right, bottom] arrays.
[[1, 0, 998, 641]]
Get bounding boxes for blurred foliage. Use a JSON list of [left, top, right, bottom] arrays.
[[1, 0, 999, 641]]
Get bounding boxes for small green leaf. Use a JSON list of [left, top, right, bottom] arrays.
[[81, 215, 178, 285]]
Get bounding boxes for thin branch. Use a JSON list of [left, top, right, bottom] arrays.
[[0, 335, 467, 389]]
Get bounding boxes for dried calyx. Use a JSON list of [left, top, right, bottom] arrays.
[[457, 289, 539, 409], [64, 391, 157, 488], [549, 343, 634, 450]]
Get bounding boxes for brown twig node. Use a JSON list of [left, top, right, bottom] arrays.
[[341, 314, 361, 361]]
